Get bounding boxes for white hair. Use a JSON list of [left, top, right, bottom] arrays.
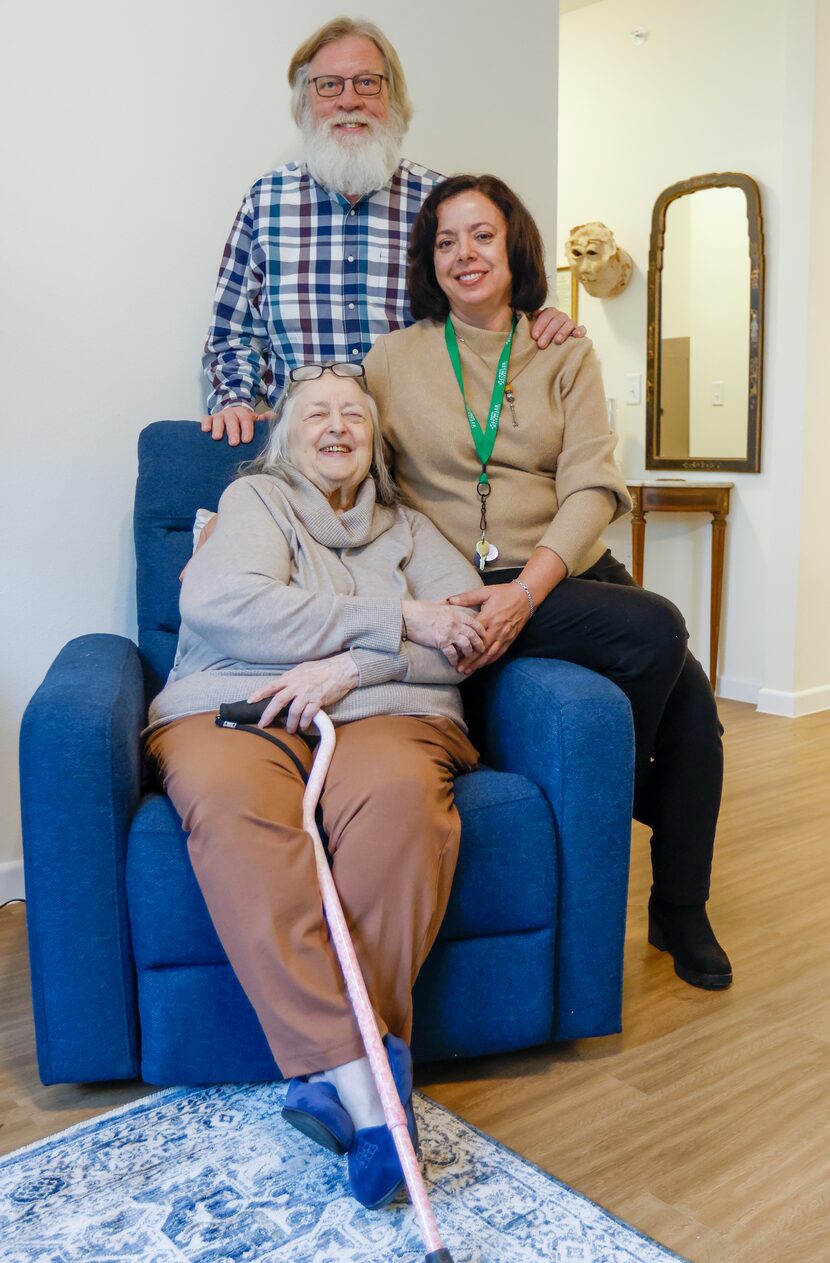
[[241, 379, 398, 505], [298, 95, 407, 199]]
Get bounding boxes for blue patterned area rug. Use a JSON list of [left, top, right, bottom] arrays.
[[0, 1083, 688, 1262]]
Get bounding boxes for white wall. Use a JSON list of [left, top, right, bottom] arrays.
[[0, 0, 558, 877], [559, 0, 822, 713]]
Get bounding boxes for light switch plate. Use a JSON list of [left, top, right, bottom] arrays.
[[625, 374, 642, 405]]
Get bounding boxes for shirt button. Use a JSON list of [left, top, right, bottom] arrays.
[[347, 255, 355, 263], [352, 348, 360, 356], [348, 303, 355, 310]]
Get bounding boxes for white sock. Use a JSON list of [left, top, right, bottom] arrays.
[[311, 1056, 386, 1130]]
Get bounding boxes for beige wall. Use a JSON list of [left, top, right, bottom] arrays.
[[559, 0, 825, 713], [0, 0, 559, 881], [795, 3, 830, 701]]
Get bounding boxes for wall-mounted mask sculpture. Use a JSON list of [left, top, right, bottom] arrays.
[[646, 172, 764, 472], [565, 221, 633, 297]]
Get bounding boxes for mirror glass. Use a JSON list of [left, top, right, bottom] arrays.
[[646, 173, 764, 472]]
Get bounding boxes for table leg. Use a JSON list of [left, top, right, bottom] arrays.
[[631, 509, 646, 586], [709, 512, 727, 692]]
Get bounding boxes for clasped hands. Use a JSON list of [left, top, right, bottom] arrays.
[[246, 585, 529, 732], [443, 581, 532, 674]]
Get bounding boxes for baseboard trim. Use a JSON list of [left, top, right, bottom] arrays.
[[0, 860, 25, 906], [716, 675, 761, 705], [756, 684, 830, 717]]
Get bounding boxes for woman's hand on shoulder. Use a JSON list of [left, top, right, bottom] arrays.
[[247, 654, 359, 732], [446, 582, 532, 673], [401, 600, 486, 668]]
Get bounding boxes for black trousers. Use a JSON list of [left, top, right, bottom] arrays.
[[479, 551, 723, 904]]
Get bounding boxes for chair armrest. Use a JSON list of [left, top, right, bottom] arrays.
[[476, 657, 634, 1039], [19, 634, 144, 1083]]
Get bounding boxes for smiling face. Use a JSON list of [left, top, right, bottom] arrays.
[[433, 191, 514, 330], [287, 374, 374, 509], [306, 35, 390, 138]]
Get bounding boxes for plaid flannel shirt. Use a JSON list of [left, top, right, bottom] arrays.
[[203, 159, 444, 412]]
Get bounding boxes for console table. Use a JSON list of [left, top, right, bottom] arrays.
[[626, 480, 733, 690]]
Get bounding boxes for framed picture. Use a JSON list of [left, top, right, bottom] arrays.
[[556, 266, 579, 322]]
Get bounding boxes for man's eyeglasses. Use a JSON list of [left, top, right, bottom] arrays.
[[287, 362, 367, 392], [309, 73, 386, 99]]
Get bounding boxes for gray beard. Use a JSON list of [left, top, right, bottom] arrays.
[[300, 107, 405, 200]]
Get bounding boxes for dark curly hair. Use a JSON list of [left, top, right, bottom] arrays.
[[407, 174, 548, 322]]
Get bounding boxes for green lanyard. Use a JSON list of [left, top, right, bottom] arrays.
[[444, 315, 517, 486]]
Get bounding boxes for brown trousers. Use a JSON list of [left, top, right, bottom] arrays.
[[147, 712, 478, 1077]]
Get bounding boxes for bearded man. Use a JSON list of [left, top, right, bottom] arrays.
[[202, 17, 581, 446]]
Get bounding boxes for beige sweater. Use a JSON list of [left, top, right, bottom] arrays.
[[147, 467, 480, 734], [364, 314, 631, 575]]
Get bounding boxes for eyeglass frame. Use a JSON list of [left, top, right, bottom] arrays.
[[308, 72, 387, 99], [286, 361, 368, 394]]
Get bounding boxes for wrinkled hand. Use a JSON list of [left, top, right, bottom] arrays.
[[446, 582, 532, 673], [530, 306, 587, 348], [200, 404, 257, 446], [401, 599, 486, 667], [247, 654, 359, 732]]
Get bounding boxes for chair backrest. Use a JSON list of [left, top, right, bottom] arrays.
[[134, 421, 262, 697]]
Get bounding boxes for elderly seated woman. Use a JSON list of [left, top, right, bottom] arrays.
[[145, 362, 481, 1209]]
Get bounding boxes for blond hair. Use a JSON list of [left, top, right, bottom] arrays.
[[287, 17, 413, 130]]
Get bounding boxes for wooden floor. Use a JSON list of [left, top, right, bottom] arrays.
[[2, 699, 829, 1261]]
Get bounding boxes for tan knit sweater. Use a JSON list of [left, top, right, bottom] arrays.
[[364, 314, 631, 575], [147, 467, 480, 734]]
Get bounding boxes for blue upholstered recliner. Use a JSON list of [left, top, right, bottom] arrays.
[[19, 421, 634, 1087]]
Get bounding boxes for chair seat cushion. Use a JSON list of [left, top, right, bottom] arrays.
[[127, 767, 557, 971]]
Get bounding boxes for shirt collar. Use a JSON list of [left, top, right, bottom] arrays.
[[298, 160, 402, 209]]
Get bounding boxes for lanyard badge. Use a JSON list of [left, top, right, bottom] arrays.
[[444, 316, 517, 571]]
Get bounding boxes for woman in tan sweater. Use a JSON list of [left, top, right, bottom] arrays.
[[363, 174, 732, 993], [148, 365, 481, 1209]]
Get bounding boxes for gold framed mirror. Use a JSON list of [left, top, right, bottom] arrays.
[[646, 172, 764, 472]]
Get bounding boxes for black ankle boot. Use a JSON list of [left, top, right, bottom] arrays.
[[648, 895, 732, 990]]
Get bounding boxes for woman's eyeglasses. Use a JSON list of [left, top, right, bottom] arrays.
[[288, 362, 366, 391]]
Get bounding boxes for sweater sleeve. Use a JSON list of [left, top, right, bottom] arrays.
[[363, 338, 391, 421], [399, 508, 481, 684], [401, 507, 481, 601], [349, 507, 479, 687], [537, 344, 632, 572], [363, 337, 397, 472], [180, 479, 404, 664]]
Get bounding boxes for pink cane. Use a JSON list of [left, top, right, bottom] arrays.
[[304, 710, 456, 1263]]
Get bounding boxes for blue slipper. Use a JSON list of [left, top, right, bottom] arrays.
[[347, 1036, 419, 1209], [348, 1123, 406, 1209], [282, 1077, 355, 1155]]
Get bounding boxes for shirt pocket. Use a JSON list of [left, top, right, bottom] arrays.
[[365, 243, 408, 335]]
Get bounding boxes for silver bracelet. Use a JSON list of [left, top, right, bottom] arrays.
[[512, 578, 535, 615]]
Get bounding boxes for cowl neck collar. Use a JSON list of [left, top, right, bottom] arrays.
[[270, 465, 395, 549]]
